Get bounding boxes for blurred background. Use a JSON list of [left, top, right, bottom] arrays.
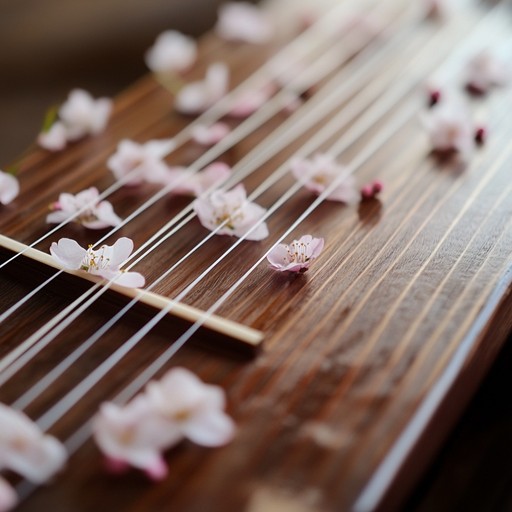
[[0, 0, 232, 163]]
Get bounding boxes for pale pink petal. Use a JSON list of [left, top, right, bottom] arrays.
[[229, 89, 270, 118], [0, 477, 17, 512], [191, 123, 231, 146], [0, 172, 20, 205], [82, 201, 122, 230], [465, 49, 510, 94], [216, 2, 273, 44], [109, 237, 134, 268], [50, 238, 87, 269], [183, 409, 236, 447], [145, 30, 197, 74], [104, 271, 145, 289], [267, 235, 324, 272], [37, 121, 67, 151]]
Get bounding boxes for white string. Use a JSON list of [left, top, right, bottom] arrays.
[[0, 0, 374, 270]]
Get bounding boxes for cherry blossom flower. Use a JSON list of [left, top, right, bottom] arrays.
[[229, 85, 275, 118], [291, 154, 359, 204], [175, 63, 229, 115], [0, 171, 19, 205], [145, 368, 236, 448], [464, 49, 510, 94], [107, 139, 175, 186], [37, 121, 67, 151], [421, 97, 474, 157], [59, 89, 112, 141], [0, 477, 17, 512], [93, 396, 175, 480], [46, 187, 121, 229], [215, 2, 273, 44], [145, 30, 197, 74], [0, 403, 67, 484], [193, 184, 269, 240], [267, 235, 324, 273], [50, 237, 145, 288], [166, 162, 231, 197], [361, 180, 383, 200], [191, 122, 231, 146]]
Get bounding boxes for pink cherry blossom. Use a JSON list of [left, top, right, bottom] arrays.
[[193, 184, 269, 240], [0, 403, 67, 484], [166, 162, 231, 197], [215, 2, 273, 44], [0, 171, 19, 205], [107, 139, 175, 186], [291, 154, 359, 204], [267, 235, 324, 273], [37, 121, 67, 151], [191, 122, 231, 146], [421, 97, 474, 157], [464, 49, 510, 94], [175, 63, 229, 114], [59, 89, 112, 141], [47, 187, 121, 229], [145, 30, 197, 74], [93, 396, 177, 480], [229, 85, 275, 118], [50, 237, 145, 288], [0, 477, 17, 512], [145, 368, 236, 448]]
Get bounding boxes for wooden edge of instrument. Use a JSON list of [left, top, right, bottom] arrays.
[[0, 234, 264, 348], [353, 264, 512, 512]]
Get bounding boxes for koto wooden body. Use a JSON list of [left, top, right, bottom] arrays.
[[0, 0, 511, 510]]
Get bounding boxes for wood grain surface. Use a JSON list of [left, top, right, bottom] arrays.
[[1, 0, 511, 510]]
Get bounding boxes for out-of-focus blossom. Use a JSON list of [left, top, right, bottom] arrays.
[[464, 49, 510, 94], [166, 162, 231, 197], [145, 30, 197, 74], [291, 154, 359, 204], [215, 2, 273, 44], [0, 477, 17, 512], [0, 171, 19, 205], [107, 139, 175, 186], [175, 63, 229, 114], [191, 123, 231, 146], [37, 121, 67, 151], [193, 184, 269, 240], [47, 187, 121, 229]]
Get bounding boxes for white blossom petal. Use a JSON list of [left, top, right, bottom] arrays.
[[50, 238, 87, 269], [145, 30, 197, 74], [0, 477, 17, 512], [0, 171, 20, 205], [267, 235, 324, 272], [216, 2, 273, 44], [37, 121, 68, 151]]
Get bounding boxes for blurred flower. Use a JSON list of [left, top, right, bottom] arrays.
[[0, 477, 17, 512], [145, 30, 197, 74], [267, 235, 324, 272], [50, 237, 145, 288], [107, 139, 175, 186], [166, 162, 231, 197], [291, 154, 359, 203], [47, 187, 121, 229], [175, 63, 229, 114], [0, 170, 19, 205], [464, 49, 510, 94], [0, 403, 67, 484], [215, 2, 273, 44], [37, 121, 67, 151], [193, 184, 269, 240], [191, 122, 231, 146]]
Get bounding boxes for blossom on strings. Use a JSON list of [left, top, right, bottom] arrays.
[[107, 139, 175, 186], [93, 396, 174, 480], [0, 477, 17, 512], [291, 154, 359, 204], [145, 368, 236, 448], [229, 85, 276, 118], [50, 237, 145, 288], [191, 122, 231, 146], [166, 162, 231, 197], [421, 97, 474, 157], [193, 184, 269, 240], [37, 121, 67, 151], [59, 89, 112, 141], [464, 49, 510, 94], [0, 170, 20, 205], [267, 235, 324, 273], [93, 368, 235, 479], [145, 30, 197, 74], [0, 403, 67, 484], [46, 187, 122, 229], [175, 63, 229, 115], [215, 2, 273, 44]]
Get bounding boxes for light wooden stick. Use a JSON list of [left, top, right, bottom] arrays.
[[0, 234, 263, 348]]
